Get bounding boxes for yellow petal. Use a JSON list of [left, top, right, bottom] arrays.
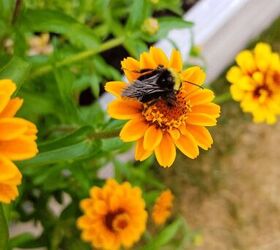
[[0, 98, 23, 118], [0, 79, 16, 113], [120, 118, 148, 142], [143, 125, 163, 151], [105, 81, 127, 98], [181, 66, 206, 86], [168, 128, 180, 140], [226, 66, 243, 83], [149, 47, 168, 67], [186, 113, 217, 126], [175, 131, 199, 158], [0, 183, 19, 204], [188, 89, 215, 106], [155, 133, 176, 168], [191, 103, 220, 117], [0, 135, 38, 161], [140, 52, 157, 69], [236, 50, 256, 72], [168, 49, 183, 72], [0, 156, 21, 182], [185, 125, 213, 150], [135, 138, 153, 161], [121, 57, 141, 82], [107, 99, 142, 120], [0, 118, 29, 141]]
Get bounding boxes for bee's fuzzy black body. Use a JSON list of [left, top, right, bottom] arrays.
[[122, 66, 178, 106]]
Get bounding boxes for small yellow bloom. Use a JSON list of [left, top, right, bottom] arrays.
[[142, 18, 159, 35], [0, 79, 38, 203], [152, 190, 174, 225], [77, 179, 147, 250], [105, 47, 220, 167], [227, 42, 280, 124]]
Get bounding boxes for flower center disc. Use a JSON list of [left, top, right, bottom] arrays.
[[142, 92, 191, 130], [105, 209, 129, 232]]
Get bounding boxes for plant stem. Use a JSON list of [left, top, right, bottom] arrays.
[[89, 129, 121, 140], [30, 36, 124, 79], [11, 0, 22, 24], [214, 92, 232, 104], [0, 204, 9, 250]]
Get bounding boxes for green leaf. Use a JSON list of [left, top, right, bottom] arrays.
[[0, 0, 15, 23], [0, 204, 9, 250], [8, 233, 36, 249], [126, 0, 151, 30], [21, 140, 99, 168], [0, 57, 31, 92], [19, 9, 100, 49], [124, 38, 148, 58], [38, 126, 92, 152], [144, 219, 183, 250]]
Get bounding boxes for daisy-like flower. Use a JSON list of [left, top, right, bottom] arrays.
[[227, 42, 280, 124], [152, 190, 174, 225], [0, 79, 38, 203], [77, 179, 147, 250], [105, 47, 220, 167]]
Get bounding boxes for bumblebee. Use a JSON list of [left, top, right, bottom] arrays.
[[122, 65, 201, 106]]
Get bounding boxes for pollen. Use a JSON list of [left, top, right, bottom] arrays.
[[142, 91, 191, 130]]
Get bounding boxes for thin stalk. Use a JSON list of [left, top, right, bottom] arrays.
[[30, 36, 124, 79], [0, 204, 9, 250], [89, 129, 121, 140], [11, 0, 22, 24], [214, 92, 232, 104]]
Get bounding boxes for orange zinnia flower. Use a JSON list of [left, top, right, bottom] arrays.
[[105, 47, 220, 167], [152, 190, 174, 225], [77, 179, 147, 250], [0, 79, 38, 203]]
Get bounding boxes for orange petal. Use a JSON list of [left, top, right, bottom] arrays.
[[143, 125, 163, 151], [135, 138, 153, 161], [155, 133, 176, 168], [107, 99, 142, 120], [186, 113, 217, 126], [0, 183, 19, 204], [181, 66, 206, 86], [0, 98, 23, 118], [0, 79, 16, 113], [105, 81, 127, 98], [149, 47, 168, 67], [0, 118, 29, 141], [191, 103, 221, 117], [188, 89, 215, 106], [121, 57, 141, 82], [120, 119, 148, 142], [0, 136, 38, 161], [140, 52, 157, 69], [168, 128, 180, 140], [0, 156, 21, 182], [168, 49, 183, 72], [185, 125, 213, 150], [175, 131, 199, 159]]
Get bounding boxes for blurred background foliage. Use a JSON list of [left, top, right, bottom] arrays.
[[0, 0, 201, 249]]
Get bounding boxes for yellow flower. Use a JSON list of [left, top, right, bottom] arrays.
[[152, 190, 174, 225], [227, 42, 280, 124], [77, 179, 147, 250], [0, 79, 38, 203], [105, 47, 220, 167]]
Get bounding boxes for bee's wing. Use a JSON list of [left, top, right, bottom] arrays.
[[122, 73, 166, 101]]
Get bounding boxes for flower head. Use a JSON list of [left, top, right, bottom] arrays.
[[77, 179, 147, 250], [0, 79, 38, 203], [105, 47, 220, 167], [142, 18, 159, 35], [152, 190, 174, 225], [227, 42, 280, 124]]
